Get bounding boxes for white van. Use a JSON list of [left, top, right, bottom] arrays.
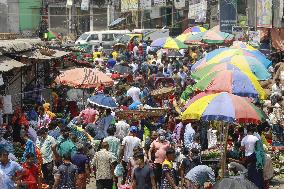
[[75, 30, 130, 47]]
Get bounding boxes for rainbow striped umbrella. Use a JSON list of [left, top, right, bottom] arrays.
[[176, 33, 192, 43], [231, 41, 257, 51], [181, 92, 267, 124], [151, 37, 187, 49], [185, 31, 234, 44], [183, 26, 207, 34], [192, 70, 267, 100], [192, 56, 271, 80], [191, 48, 272, 71]]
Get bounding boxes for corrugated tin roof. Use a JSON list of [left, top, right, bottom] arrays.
[[20, 49, 71, 60], [0, 56, 25, 72], [0, 39, 43, 54]]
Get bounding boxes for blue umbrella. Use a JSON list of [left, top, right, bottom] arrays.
[[88, 94, 118, 109]]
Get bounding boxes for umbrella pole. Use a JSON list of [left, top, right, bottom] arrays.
[[221, 123, 229, 178], [83, 89, 85, 108]]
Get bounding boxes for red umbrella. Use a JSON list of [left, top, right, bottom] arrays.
[[54, 67, 114, 88]]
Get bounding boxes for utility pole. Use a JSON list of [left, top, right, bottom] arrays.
[[107, 2, 110, 27], [172, 1, 174, 28], [90, 0, 94, 31], [140, 0, 144, 29], [141, 9, 144, 29]]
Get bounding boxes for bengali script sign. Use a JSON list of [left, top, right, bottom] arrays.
[[219, 0, 237, 33]]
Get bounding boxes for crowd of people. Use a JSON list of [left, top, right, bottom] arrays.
[[0, 36, 283, 189]]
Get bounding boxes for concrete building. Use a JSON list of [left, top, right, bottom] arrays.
[[0, 0, 41, 34], [47, 0, 119, 36]]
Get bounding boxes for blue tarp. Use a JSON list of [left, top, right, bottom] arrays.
[[109, 18, 126, 27]]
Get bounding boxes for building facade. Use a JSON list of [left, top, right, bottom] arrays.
[[0, 0, 41, 35]]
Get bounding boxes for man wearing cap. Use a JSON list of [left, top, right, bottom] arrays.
[[120, 126, 141, 181]]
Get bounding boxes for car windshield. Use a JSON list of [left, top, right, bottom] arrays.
[[102, 34, 114, 41], [78, 33, 89, 40]]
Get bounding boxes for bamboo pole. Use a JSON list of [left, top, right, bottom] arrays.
[[221, 123, 229, 178]]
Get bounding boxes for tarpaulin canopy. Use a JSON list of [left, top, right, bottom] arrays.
[[0, 56, 25, 72], [109, 18, 126, 27]]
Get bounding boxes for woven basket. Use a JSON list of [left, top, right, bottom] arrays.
[[39, 47, 56, 56], [151, 87, 175, 98], [116, 109, 167, 119]]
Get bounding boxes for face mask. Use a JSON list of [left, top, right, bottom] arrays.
[[159, 135, 165, 141]]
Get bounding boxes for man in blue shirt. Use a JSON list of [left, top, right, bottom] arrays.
[[71, 143, 90, 189], [0, 149, 24, 189], [185, 165, 215, 188], [107, 54, 116, 69]]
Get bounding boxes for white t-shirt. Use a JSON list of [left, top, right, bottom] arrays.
[[122, 136, 141, 162], [94, 58, 104, 65], [133, 46, 139, 56], [271, 83, 283, 96], [0, 169, 5, 189], [241, 135, 259, 157], [127, 87, 141, 102]]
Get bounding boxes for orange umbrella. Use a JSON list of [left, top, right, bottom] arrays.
[[55, 67, 114, 88]]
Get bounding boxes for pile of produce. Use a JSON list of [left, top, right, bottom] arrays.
[[201, 148, 221, 160], [270, 150, 284, 179]]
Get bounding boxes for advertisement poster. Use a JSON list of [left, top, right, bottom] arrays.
[[188, 0, 207, 23], [219, 0, 237, 33], [175, 0, 185, 9], [256, 0, 272, 28], [249, 31, 261, 46], [154, 0, 167, 7]]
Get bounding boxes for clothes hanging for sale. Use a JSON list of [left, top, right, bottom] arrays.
[[0, 74, 4, 86], [207, 129, 217, 148]]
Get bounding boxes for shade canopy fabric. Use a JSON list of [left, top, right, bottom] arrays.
[[191, 70, 267, 101], [55, 67, 114, 88], [182, 92, 267, 124], [88, 94, 118, 109], [192, 57, 271, 80]]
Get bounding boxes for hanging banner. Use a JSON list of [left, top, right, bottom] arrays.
[[154, 0, 167, 7], [219, 0, 237, 33], [256, 0, 272, 28], [140, 0, 152, 10], [66, 0, 73, 8], [81, 0, 89, 10], [188, 0, 207, 23], [121, 0, 129, 12], [175, 0, 185, 9]]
